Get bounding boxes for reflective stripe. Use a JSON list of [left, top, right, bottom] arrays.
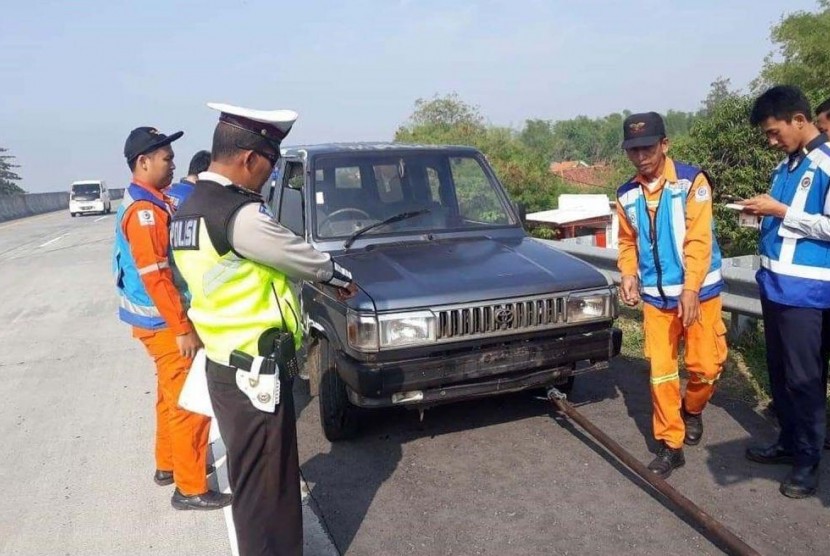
[[118, 294, 162, 317], [203, 256, 243, 297], [619, 188, 642, 207], [641, 268, 723, 297], [779, 161, 817, 264], [137, 261, 170, 276], [671, 193, 686, 269], [651, 372, 679, 386], [760, 255, 830, 281]]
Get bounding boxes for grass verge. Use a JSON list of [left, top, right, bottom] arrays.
[[615, 304, 770, 409]]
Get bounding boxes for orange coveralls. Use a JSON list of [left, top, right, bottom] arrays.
[[617, 159, 728, 449], [123, 181, 210, 495]]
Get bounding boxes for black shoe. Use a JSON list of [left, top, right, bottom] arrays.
[[171, 489, 233, 511], [154, 464, 216, 487], [682, 406, 703, 446], [647, 443, 685, 479], [154, 470, 174, 486], [780, 464, 819, 499], [745, 443, 795, 465]]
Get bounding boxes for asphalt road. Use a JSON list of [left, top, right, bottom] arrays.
[[1, 209, 828, 555]]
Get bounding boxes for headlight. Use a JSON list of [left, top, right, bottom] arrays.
[[379, 311, 436, 348], [347, 310, 436, 351], [347, 311, 378, 351], [566, 289, 615, 323]]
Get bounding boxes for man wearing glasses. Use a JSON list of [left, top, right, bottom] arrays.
[[170, 103, 356, 555]]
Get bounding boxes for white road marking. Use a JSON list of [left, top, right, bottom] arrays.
[[38, 235, 66, 248], [94, 215, 110, 222], [209, 424, 240, 555]]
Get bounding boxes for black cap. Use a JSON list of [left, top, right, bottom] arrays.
[[124, 126, 184, 162], [621, 112, 666, 149]]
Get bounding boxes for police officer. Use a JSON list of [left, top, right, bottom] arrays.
[[171, 103, 356, 555], [742, 86, 830, 498]]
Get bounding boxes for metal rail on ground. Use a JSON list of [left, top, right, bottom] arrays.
[[546, 387, 762, 556]]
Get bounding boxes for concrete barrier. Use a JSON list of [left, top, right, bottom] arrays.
[[0, 192, 70, 223]]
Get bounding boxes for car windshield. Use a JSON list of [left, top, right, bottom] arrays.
[[72, 184, 100, 197], [312, 152, 514, 239]]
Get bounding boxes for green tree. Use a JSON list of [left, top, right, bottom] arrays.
[[518, 119, 555, 157], [0, 148, 25, 195], [395, 95, 561, 214], [757, 0, 830, 103], [672, 94, 780, 256], [700, 77, 734, 116]]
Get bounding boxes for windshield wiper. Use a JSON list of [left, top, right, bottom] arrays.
[[343, 209, 430, 249]]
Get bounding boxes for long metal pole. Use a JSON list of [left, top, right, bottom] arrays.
[[546, 388, 762, 556]]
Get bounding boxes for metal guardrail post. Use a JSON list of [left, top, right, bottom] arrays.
[[536, 239, 762, 339]]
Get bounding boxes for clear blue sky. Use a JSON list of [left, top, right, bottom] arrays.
[[0, 0, 819, 192]]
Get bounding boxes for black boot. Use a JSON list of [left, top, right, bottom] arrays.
[[171, 488, 233, 510], [745, 443, 794, 465], [154, 464, 216, 486], [682, 405, 703, 446], [647, 443, 685, 479], [780, 464, 819, 499]]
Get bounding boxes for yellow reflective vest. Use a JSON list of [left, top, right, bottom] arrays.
[[170, 180, 301, 365]]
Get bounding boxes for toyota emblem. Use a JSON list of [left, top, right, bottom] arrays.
[[494, 306, 514, 329]]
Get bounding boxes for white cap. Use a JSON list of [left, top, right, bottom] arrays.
[[207, 102, 298, 143]]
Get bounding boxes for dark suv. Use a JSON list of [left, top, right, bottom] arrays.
[[267, 143, 621, 440]]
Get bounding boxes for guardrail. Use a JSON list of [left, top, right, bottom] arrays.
[[0, 192, 70, 223], [539, 239, 761, 338]]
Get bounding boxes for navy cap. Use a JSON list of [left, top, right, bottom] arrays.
[[124, 126, 184, 162], [621, 112, 666, 149]]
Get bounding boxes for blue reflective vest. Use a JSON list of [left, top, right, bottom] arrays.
[[112, 184, 170, 329], [757, 144, 830, 308], [166, 180, 195, 211], [617, 162, 723, 309]]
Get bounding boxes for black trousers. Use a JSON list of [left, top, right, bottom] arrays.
[[761, 298, 830, 466], [206, 361, 302, 556]]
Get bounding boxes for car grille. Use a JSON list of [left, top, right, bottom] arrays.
[[435, 294, 567, 341]]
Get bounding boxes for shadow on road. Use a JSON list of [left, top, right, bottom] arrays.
[[296, 382, 592, 554]]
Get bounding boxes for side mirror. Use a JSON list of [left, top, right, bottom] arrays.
[[515, 202, 527, 227]]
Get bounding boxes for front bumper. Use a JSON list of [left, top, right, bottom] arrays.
[[339, 327, 622, 408], [70, 201, 104, 213]]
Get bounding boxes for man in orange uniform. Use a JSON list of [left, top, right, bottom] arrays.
[[616, 112, 728, 479], [114, 126, 231, 510]]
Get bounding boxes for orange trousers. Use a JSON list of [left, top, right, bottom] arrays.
[[643, 296, 728, 449], [134, 327, 210, 495]]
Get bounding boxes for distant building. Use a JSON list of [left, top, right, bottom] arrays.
[[527, 194, 618, 248], [549, 160, 613, 189]]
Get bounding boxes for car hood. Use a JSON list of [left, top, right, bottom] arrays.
[[335, 236, 610, 312]]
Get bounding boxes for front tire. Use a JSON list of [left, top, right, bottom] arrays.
[[318, 336, 360, 441]]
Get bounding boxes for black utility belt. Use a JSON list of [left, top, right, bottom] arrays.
[[206, 354, 297, 385]]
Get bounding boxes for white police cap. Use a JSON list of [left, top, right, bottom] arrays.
[[207, 102, 298, 144]]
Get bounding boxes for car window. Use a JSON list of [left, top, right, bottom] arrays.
[[278, 161, 305, 236], [426, 167, 441, 203], [374, 164, 403, 203], [335, 167, 361, 189], [450, 157, 510, 225], [71, 184, 101, 196], [312, 152, 512, 239]]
